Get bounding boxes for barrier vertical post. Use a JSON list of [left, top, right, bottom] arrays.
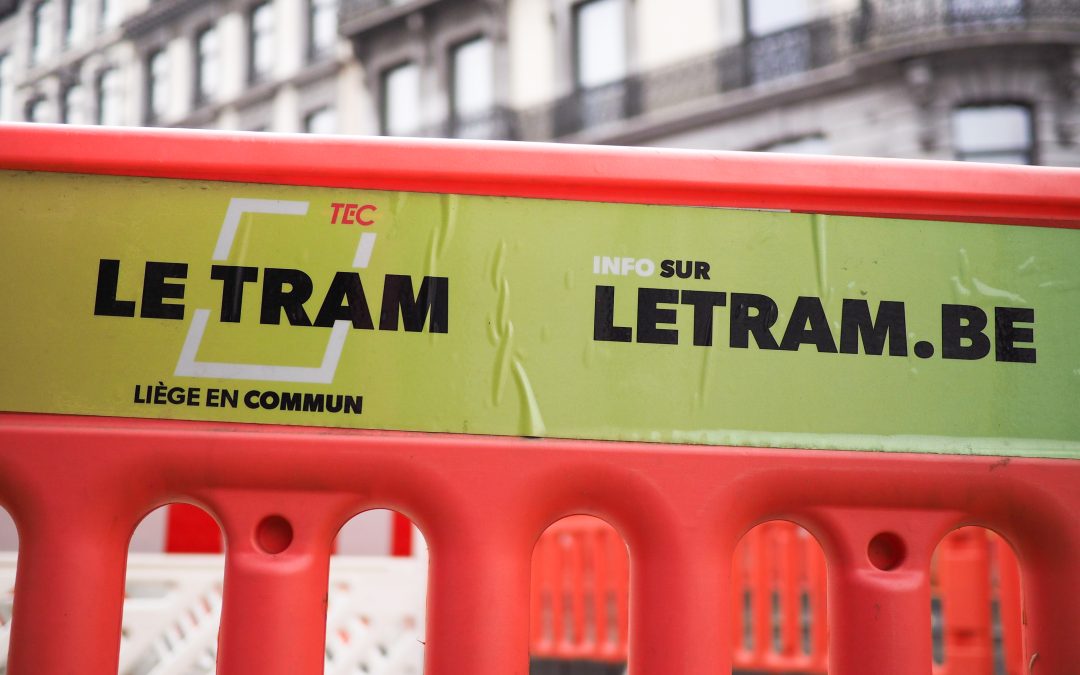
[[628, 516, 730, 675], [425, 515, 532, 675], [4, 466, 133, 675], [1014, 514, 1080, 675], [821, 510, 942, 675], [214, 493, 341, 675]]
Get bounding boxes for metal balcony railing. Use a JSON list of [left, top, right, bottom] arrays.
[[514, 0, 1080, 140], [379, 106, 520, 141], [354, 0, 1079, 142]]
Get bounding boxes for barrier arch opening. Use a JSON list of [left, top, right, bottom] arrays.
[[529, 514, 629, 675], [0, 505, 17, 674], [119, 502, 226, 675], [930, 526, 1022, 675], [325, 509, 428, 675], [731, 519, 828, 674]]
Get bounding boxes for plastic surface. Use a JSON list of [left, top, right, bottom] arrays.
[[0, 125, 1078, 674], [2, 415, 1080, 675], [2, 128, 1079, 457], [530, 520, 1025, 674]]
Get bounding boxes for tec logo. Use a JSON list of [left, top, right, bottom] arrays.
[[330, 202, 377, 226]]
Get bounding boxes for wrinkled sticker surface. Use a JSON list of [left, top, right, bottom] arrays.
[[1, 170, 1078, 458]]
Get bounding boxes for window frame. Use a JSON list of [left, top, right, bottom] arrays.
[[145, 47, 170, 125], [306, 0, 337, 61], [95, 67, 121, 126], [303, 106, 336, 134], [570, 0, 629, 92], [193, 23, 219, 106], [247, 1, 274, 85], [61, 82, 86, 124], [24, 95, 47, 123], [30, 0, 52, 66], [379, 60, 421, 137], [0, 52, 9, 120], [951, 102, 1036, 166], [448, 34, 494, 125]]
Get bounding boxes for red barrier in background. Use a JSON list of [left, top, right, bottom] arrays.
[[529, 520, 1025, 675], [932, 529, 1024, 675], [1, 125, 1078, 675]]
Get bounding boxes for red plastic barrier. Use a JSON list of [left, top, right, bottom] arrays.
[[932, 530, 1024, 675], [533, 521, 830, 672], [0, 126, 1078, 675], [532, 521, 1028, 674], [4, 416, 1080, 675]]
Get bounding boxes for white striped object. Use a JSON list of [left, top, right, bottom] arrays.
[[0, 553, 427, 675]]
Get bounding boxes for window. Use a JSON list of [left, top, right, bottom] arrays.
[[146, 48, 169, 123], [194, 25, 219, 105], [746, 0, 811, 36], [759, 135, 829, 155], [248, 2, 274, 83], [31, 0, 54, 65], [100, 0, 121, 29], [64, 0, 88, 46], [381, 61, 420, 136], [25, 97, 48, 122], [307, 0, 337, 59], [746, 0, 814, 84], [0, 52, 10, 120], [947, 0, 1024, 23], [952, 104, 1034, 165], [96, 67, 122, 125], [451, 37, 493, 122], [303, 106, 335, 134], [62, 83, 87, 124], [573, 0, 626, 89]]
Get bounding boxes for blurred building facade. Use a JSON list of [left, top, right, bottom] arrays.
[[0, 0, 1077, 165]]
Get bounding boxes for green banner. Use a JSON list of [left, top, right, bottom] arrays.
[[1, 170, 1077, 458]]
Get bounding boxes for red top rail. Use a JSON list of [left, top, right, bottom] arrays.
[[2, 122, 1079, 227]]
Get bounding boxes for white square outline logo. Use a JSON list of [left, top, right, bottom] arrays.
[[174, 197, 376, 384]]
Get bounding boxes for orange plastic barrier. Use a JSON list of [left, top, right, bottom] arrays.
[[530, 520, 1027, 675], [4, 416, 1080, 675], [1, 125, 1079, 675], [731, 522, 828, 674], [932, 529, 1024, 675], [531, 518, 829, 671]]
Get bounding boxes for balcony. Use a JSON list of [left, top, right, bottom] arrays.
[[381, 106, 520, 141], [339, 0, 444, 37], [517, 0, 1080, 140], [124, 0, 211, 38]]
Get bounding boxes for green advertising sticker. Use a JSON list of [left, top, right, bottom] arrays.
[[0, 170, 1077, 458]]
